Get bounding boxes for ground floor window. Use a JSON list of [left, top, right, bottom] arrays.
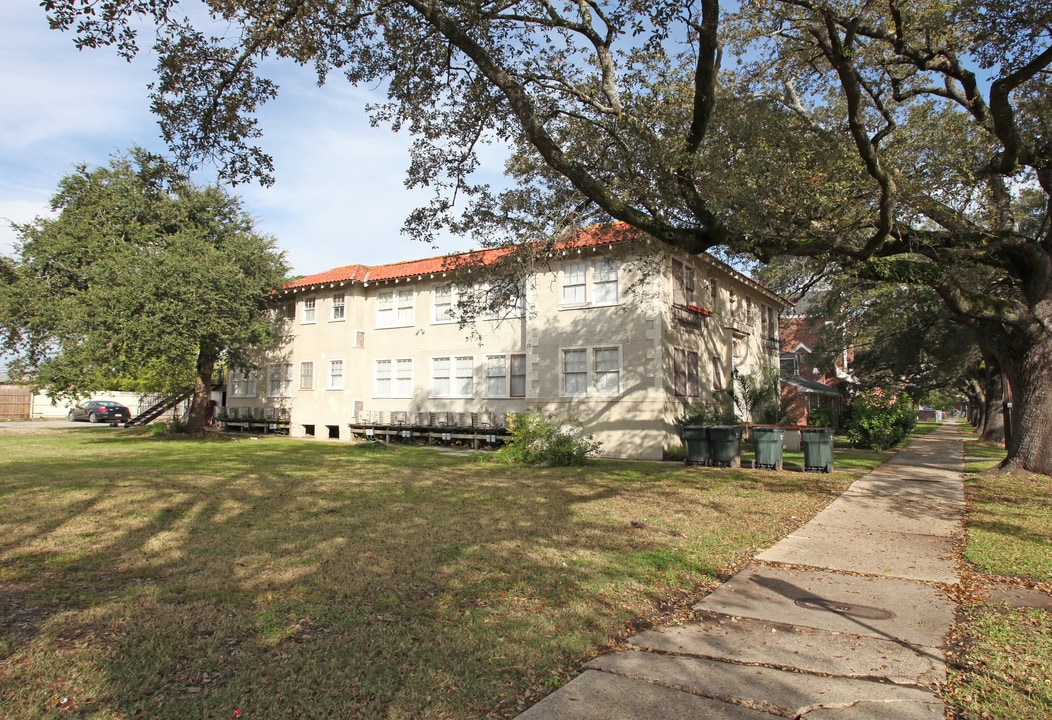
[[485, 353, 527, 398], [561, 346, 621, 397], [673, 348, 700, 397]]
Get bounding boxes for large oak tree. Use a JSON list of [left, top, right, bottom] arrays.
[[40, 0, 1052, 472], [0, 150, 288, 431]]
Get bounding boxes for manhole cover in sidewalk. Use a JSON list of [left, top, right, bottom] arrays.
[[794, 597, 896, 620]]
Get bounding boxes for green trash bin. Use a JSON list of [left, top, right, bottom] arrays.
[[681, 425, 710, 466], [751, 426, 784, 470], [708, 425, 742, 468], [802, 427, 835, 473]]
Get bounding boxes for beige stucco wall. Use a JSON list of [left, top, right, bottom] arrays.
[[230, 242, 785, 460]]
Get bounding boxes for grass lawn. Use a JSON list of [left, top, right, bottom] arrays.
[[944, 427, 1052, 719], [0, 427, 875, 719]]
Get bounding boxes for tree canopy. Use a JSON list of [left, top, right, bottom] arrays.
[[39, 0, 1052, 471], [0, 149, 288, 430]]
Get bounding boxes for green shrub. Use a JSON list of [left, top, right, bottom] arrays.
[[808, 405, 838, 430], [678, 393, 737, 426], [494, 407, 602, 466], [844, 391, 916, 451]]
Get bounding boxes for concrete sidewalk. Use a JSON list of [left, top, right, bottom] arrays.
[[517, 423, 964, 719]]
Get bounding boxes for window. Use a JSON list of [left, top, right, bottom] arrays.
[[375, 358, 413, 397], [432, 356, 473, 397], [230, 368, 257, 397], [712, 355, 723, 392], [672, 259, 695, 307], [560, 260, 619, 308], [710, 281, 718, 308], [485, 353, 527, 397], [375, 359, 392, 396], [302, 297, 316, 324], [268, 363, 292, 397], [486, 355, 507, 397], [433, 283, 455, 323], [510, 354, 526, 397], [562, 347, 621, 396], [674, 348, 700, 397], [299, 361, 314, 390], [562, 349, 588, 395], [377, 288, 415, 328], [594, 347, 620, 395], [562, 261, 587, 305], [593, 260, 619, 305], [328, 359, 344, 390], [331, 292, 345, 321]]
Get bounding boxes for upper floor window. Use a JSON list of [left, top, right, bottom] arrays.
[[302, 297, 316, 324], [299, 361, 314, 390], [560, 259, 620, 309], [377, 288, 415, 328], [672, 259, 696, 307], [331, 292, 345, 321], [433, 283, 456, 323]]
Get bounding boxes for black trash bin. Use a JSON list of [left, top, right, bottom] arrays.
[[708, 425, 743, 468], [681, 425, 710, 466], [802, 427, 835, 472], [751, 426, 785, 470]]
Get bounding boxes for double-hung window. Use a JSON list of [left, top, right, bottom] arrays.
[[673, 348, 700, 397], [672, 259, 696, 307], [331, 292, 345, 321], [299, 361, 314, 390], [433, 284, 456, 323], [593, 260, 619, 305], [562, 262, 587, 305], [561, 347, 621, 396], [268, 363, 292, 397], [485, 354, 526, 397], [302, 297, 316, 324], [375, 358, 413, 397], [377, 288, 415, 328], [328, 360, 344, 390], [230, 368, 257, 397], [432, 356, 473, 397]]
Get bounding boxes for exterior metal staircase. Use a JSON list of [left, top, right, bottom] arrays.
[[124, 388, 194, 428]]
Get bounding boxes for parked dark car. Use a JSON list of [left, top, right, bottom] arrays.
[[67, 400, 131, 425]]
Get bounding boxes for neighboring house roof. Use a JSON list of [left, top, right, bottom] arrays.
[[276, 223, 790, 306], [782, 373, 842, 396]]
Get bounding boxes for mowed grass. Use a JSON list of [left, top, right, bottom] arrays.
[[0, 428, 863, 719], [945, 429, 1052, 719]]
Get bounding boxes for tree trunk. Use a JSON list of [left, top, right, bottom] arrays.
[[978, 370, 1005, 444], [1000, 333, 1052, 475], [185, 350, 215, 433]]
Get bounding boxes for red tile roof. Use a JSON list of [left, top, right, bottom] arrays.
[[280, 223, 633, 292]]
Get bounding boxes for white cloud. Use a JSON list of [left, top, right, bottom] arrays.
[[0, 4, 512, 275]]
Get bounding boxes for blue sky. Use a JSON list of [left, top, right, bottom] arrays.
[[0, 3, 500, 277]]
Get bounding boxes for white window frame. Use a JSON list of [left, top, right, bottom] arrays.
[[299, 361, 314, 391], [376, 288, 415, 328], [672, 258, 696, 307], [561, 261, 588, 306], [485, 353, 527, 398], [328, 359, 344, 390], [432, 355, 474, 398], [331, 292, 346, 321], [302, 297, 316, 324], [230, 368, 257, 398], [593, 259, 619, 306], [268, 363, 292, 397], [560, 346, 622, 397], [432, 283, 457, 324], [375, 358, 413, 398]]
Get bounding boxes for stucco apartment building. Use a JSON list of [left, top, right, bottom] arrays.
[[228, 226, 789, 460]]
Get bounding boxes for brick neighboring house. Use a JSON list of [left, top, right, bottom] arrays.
[[226, 225, 790, 460], [779, 313, 852, 426]]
